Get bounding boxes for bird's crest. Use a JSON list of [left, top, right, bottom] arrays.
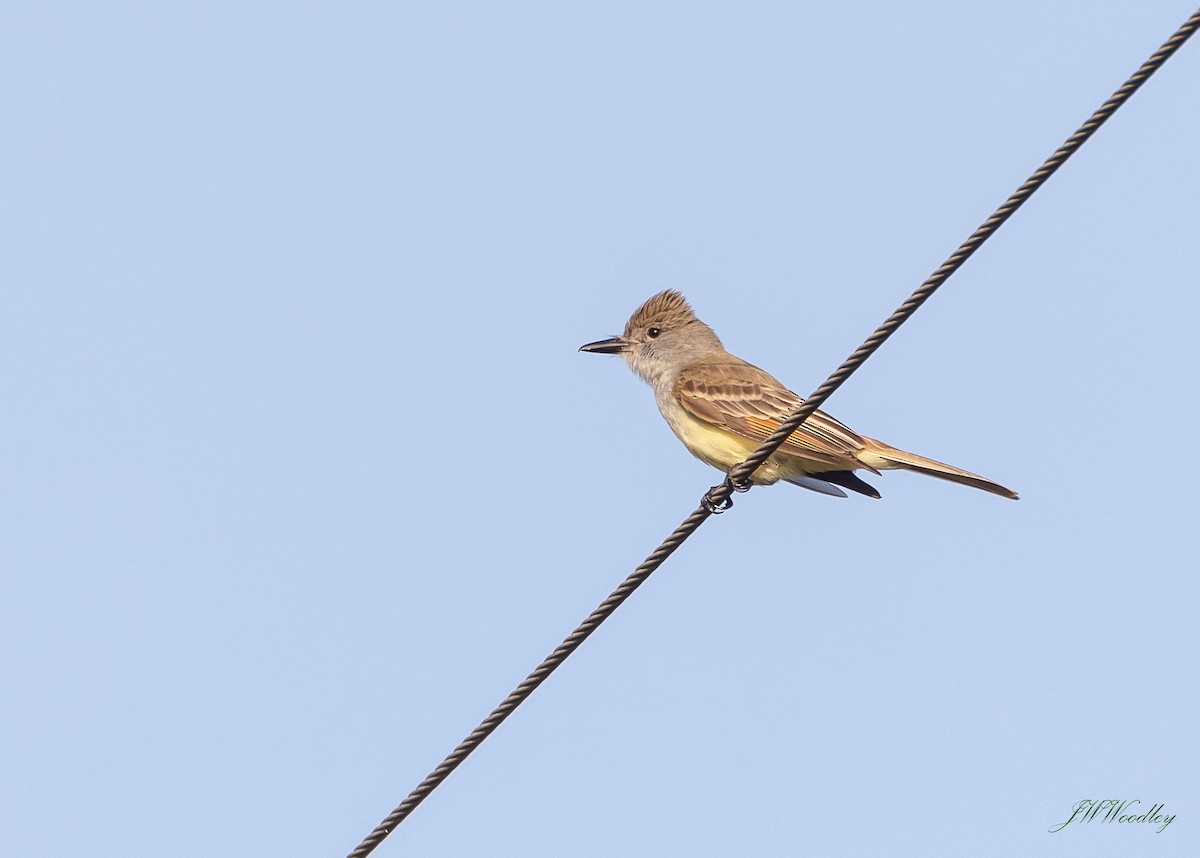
[[624, 290, 700, 336]]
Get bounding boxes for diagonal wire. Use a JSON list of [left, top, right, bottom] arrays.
[[348, 9, 1200, 856], [715, 8, 1200, 504]]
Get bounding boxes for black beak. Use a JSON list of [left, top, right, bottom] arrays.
[[578, 336, 628, 355]]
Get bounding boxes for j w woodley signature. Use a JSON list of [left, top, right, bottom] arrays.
[[1049, 800, 1174, 833]]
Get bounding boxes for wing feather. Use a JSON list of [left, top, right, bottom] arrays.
[[673, 361, 873, 472]]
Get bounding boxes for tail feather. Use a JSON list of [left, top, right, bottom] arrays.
[[859, 441, 1019, 500]]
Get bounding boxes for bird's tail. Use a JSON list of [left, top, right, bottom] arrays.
[[858, 440, 1019, 500]]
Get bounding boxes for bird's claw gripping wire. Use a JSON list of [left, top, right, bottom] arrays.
[[702, 485, 734, 514], [702, 471, 752, 513], [727, 473, 753, 493]]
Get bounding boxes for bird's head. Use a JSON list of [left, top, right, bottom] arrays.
[[579, 290, 724, 386]]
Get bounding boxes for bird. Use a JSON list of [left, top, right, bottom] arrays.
[[579, 290, 1017, 500]]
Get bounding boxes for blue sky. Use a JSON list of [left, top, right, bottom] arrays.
[[3, 2, 1198, 856]]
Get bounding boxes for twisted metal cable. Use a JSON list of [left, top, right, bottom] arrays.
[[348, 9, 1199, 856], [713, 5, 1200, 506]]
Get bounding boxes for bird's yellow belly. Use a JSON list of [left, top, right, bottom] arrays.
[[660, 403, 823, 485]]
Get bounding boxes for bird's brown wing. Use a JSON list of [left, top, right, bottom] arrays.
[[673, 361, 876, 472]]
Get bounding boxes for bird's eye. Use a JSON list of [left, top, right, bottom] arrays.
[[647, 327, 661, 338]]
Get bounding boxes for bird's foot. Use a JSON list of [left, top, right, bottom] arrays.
[[727, 472, 753, 493], [702, 485, 734, 514]]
